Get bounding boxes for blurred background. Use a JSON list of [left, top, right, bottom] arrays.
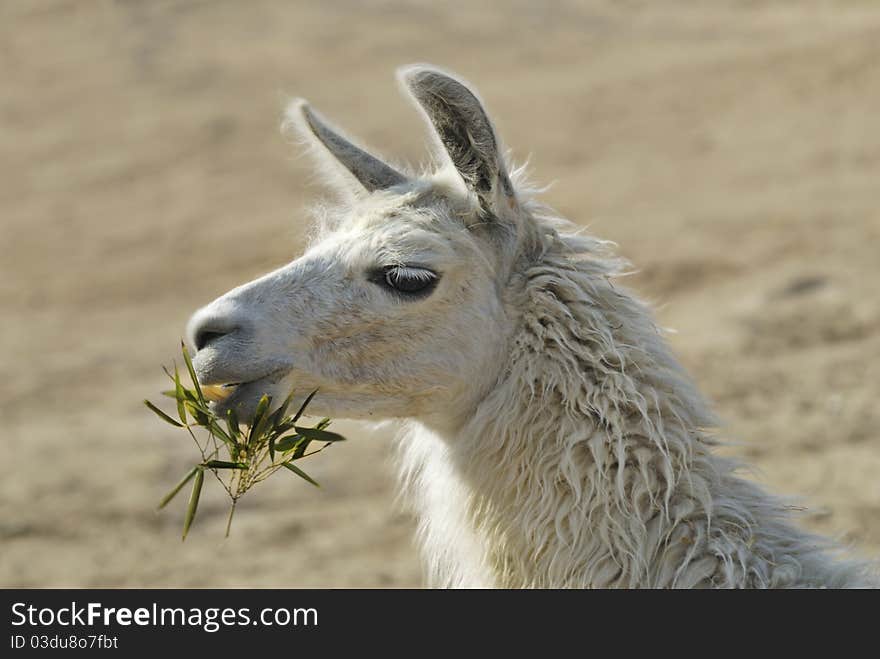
[[3, 0, 879, 586]]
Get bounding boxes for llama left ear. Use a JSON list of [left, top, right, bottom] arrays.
[[398, 65, 514, 214]]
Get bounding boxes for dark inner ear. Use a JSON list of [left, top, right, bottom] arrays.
[[419, 87, 497, 194], [405, 70, 510, 202]]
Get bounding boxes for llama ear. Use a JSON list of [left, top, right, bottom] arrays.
[[284, 100, 407, 193], [398, 64, 513, 213]]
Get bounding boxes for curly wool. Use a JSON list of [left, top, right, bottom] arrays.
[[396, 177, 876, 589]]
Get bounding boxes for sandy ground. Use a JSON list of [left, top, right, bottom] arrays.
[[3, 0, 879, 587]]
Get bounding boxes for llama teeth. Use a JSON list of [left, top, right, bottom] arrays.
[[202, 384, 237, 402]]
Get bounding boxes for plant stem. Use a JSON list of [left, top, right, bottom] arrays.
[[225, 499, 237, 538]]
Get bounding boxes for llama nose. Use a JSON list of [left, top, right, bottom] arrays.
[[187, 307, 247, 353], [194, 325, 233, 351]]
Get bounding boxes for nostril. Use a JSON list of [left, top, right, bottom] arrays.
[[188, 305, 247, 354], [194, 329, 229, 352]]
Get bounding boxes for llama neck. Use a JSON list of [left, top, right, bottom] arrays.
[[398, 245, 869, 588]]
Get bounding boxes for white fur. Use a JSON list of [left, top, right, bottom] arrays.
[[188, 65, 877, 588]]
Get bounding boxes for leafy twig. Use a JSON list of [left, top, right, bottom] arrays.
[[145, 342, 347, 539]]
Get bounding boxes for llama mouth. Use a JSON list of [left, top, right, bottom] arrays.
[[198, 368, 290, 419], [201, 383, 241, 403]]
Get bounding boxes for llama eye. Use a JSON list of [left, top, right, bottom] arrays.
[[377, 266, 438, 296]]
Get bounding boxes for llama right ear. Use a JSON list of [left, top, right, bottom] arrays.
[[283, 100, 407, 193], [398, 64, 513, 214]]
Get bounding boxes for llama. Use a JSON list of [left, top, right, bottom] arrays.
[[186, 65, 877, 588]]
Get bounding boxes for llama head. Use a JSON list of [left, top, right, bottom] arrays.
[[187, 65, 538, 424]]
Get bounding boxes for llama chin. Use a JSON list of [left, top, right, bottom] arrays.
[[187, 64, 878, 588]]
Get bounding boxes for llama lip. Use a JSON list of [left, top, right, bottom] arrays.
[[201, 383, 240, 402], [201, 368, 290, 420]]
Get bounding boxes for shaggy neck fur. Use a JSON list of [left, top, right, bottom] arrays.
[[398, 208, 875, 589]]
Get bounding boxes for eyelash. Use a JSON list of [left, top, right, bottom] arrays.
[[371, 265, 439, 296]]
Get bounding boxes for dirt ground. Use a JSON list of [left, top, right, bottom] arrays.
[[3, 1, 879, 587]]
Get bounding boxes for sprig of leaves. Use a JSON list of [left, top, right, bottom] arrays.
[[146, 341, 346, 540]]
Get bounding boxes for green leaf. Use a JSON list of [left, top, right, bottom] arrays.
[[182, 467, 205, 540], [316, 417, 331, 430], [184, 401, 211, 427], [282, 461, 319, 487], [157, 467, 199, 510], [274, 433, 305, 453], [291, 389, 319, 424], [207, 419, 233, 446], [269, 419, 297, 435], [180, 340, 205, 406], [247, 394, 272, 448], [293, 426, 346, 443], [292, 438, 314, 460], [227, 444, 241, 462], [163, 387, 200, 403], [270, 388, 297, 428], [144, 400, 185, 428], [225, 409, 242, 460], [226, 408, 241, 441], [202, 460, 247, 470], [173, 365, 187, 425]]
